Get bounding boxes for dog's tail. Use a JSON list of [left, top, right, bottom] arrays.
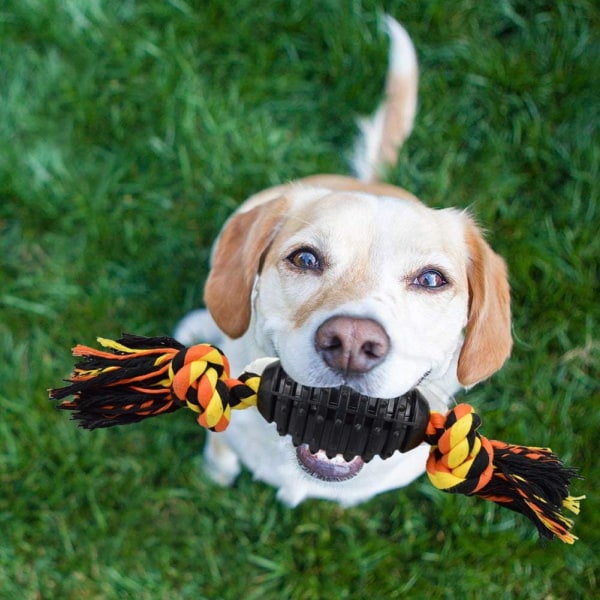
[[351, 16, 418, 183]]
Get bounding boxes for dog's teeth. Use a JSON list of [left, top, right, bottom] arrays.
[[296, 444, 364, 482]]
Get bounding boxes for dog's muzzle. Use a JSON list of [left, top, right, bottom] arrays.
[[256, 361, 430, 473]]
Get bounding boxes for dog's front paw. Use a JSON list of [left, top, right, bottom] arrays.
[[275, 486, 308, 508], [202, 434, 241, 487]]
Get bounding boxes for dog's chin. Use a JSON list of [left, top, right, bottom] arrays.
[[296, 444, 365, 482]]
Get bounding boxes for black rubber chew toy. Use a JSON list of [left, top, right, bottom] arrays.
[[256, 361, 430, 463]]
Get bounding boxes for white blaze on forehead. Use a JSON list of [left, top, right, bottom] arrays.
[[255, 191, 470, 339], [268, 191, 469, 282]]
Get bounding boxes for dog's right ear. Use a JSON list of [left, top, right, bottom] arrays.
[[204, 198, 288, 338], [457, 219, 512, 387]]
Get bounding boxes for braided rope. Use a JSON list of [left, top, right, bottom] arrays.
[[50, 335, 260, 431], [167, 343, 259, 431], [423, 404, 583, 543], [425, 404, 494, 494]]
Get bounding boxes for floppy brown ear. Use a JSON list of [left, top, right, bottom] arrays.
[[457, 219, 512, 387], [204, 198, 288, 338]]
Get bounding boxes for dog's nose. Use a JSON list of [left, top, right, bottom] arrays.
[[315, 316, 390, 373]]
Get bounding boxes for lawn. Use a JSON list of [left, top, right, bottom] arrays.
[[1, 0, 598, 598]]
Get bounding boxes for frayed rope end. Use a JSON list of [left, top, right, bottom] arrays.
[[425, 405, 584, 544]]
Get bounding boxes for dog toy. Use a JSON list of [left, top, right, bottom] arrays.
[[49, 334, 584, 543]]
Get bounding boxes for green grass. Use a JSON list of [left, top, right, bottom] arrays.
[[1, 0, 598, 598]]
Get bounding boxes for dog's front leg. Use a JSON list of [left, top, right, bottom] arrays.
[[203, 432, 241, 486]]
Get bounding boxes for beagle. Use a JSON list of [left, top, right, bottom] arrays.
[[175, 17, 512, 506]]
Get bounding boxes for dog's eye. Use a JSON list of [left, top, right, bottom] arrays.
[[413, 269, 448, 289], [287, 248, 322, 271]]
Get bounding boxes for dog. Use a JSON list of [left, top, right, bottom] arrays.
[[174, 17, 512, 507]]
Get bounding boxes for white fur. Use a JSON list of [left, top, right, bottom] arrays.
[[352, 16, 418, 182]]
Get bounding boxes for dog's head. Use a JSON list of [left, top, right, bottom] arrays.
[[203, 181, 511, 490], [205, 182, 511, 396]]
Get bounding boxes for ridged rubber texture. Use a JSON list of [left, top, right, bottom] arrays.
[[257, 361, 429, 462]]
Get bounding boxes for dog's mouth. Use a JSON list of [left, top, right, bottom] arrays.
[[257, 361, 431, 481], [296, 444, 365, 481]]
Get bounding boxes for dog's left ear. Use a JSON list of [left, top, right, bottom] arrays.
[[457, 219, 512, 387], [204, 197, 288, 339]]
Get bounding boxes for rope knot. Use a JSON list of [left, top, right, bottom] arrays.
[[168, 344, 232, 431], [168, 344, 260, 432], [425, 404, 494, 495]]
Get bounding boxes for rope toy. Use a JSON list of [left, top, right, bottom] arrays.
[[49, 334, 584, 544]]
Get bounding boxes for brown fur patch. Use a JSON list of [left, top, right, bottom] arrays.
[[457, 219, 512, 386]]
